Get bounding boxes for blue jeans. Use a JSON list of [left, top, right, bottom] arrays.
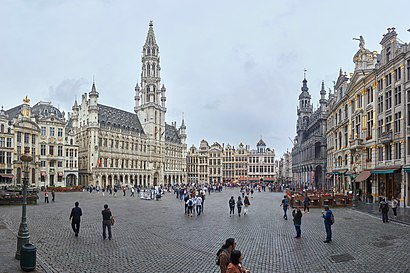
[[294, 225, 301, 237], [283, 206, 288, 219], [325, 223, 332, 241]]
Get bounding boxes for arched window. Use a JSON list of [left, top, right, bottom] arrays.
[[147, 64, 150, 76], [0, 124, 4, 133], [152, 63, 156, 77]]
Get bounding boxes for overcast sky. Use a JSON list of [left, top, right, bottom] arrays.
[[1, 0, 410, 157]]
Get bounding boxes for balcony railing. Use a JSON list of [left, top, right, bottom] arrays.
[[379, 131, 393, 144]]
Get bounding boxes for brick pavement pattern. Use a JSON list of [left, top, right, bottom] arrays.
[[1, 189, 410, 273]]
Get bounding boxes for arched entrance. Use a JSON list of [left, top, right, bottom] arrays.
[[153, 172, 159, 186], [108, 175, 112, 187], [315, 165, 323, 190], [66, 174, 78, 186]]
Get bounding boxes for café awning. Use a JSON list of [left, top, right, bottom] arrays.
[[355, 170, 371, 182], [332, 169, 347, 175], [370, 167, 401, 174]]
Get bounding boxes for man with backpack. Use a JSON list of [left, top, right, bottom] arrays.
[[186, 196, 194, 217], [322, 205, 333, 243], [280, 195, 289, 220]]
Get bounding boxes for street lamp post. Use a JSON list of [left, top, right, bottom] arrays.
[[15, 153, 32, 260]]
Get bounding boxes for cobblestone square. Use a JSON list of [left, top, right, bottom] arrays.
[[1, 189, 410, 273]]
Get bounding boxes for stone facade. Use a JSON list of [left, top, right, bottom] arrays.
[[292, 76, 328, 190], [1, 98, 79, 187], [326, 28, 410, 206], [187, 139, 275, 184], [67, 22, 187, 188]]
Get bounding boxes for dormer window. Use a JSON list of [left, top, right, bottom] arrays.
[[386, 47, 391, 62]]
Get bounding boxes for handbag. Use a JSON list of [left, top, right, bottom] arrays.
[[110, 216, 115, 226]]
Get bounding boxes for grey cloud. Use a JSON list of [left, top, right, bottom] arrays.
[[47, 78, 88, 110]]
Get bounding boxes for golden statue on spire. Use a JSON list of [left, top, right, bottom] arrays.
[[23, 96, 30, 104]]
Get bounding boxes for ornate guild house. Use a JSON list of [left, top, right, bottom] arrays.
[[292, 74, 328, 190], [67, 21, 187, 188]]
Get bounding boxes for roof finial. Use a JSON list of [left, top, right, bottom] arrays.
[[304, 68, 307, 80], [149, 20, 153, 27]]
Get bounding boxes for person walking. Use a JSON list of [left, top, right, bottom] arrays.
[[69, 201, 82, 237], [131, 187, 135, 197], [243, 196, 250, 215], [196, 195, 202, 216], [186, 197, 194, 217], [280, 195, 289, 220], [101, 204, 112, 240], [322, 205, 333, 243], [217, 238, 236, 273], [237, 196, 243, 217], [51, 190, 55, 202], [229, 196, 236, 216], [303, 194, 310, 213], [44, 191, 49, 203], [184, 194, 189, 214], [379, 198, 389, 223], [391, 196, 399, 217], [292, 207, 302, 238]]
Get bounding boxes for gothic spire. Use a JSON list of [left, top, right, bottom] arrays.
[[144, 20, 158, 49]]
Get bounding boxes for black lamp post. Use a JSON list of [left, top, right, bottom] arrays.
[[15, 153, 32, 260]]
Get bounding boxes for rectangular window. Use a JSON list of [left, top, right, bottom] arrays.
[[50, 127, 55, 137], [378, 146, 383, 161], [57, 161, 63, 167], [0, 137, 4, 147], [385, 90, 392, 110], [6, 152, 11, 164], [367, 87, 373, 104], [394, 112, 401, 133], [367, 111, 373, 138], [385, 144, 392, 160], [386, 73, 392, 86], [41, 127, 46, 136], [17, 132, 21, 143], [24, 133, 29, 144], [395, 142, 402, 159], [58, 146, 63, 157], [377, 95, 384, 113], [49, 145, 54, 156], [378, 119, 383, 137], [40, 161, 46, 167], [0, 151, 4, 164], [385, 116, 392, 132], [41, 144, 46, 156], [31, 135, 36, 145], [6, 138, 11, 147], [50, 161, 54, 168], [32, 148, 35, 159], [394, 86, 402, 106], [58, 128, 63, 137], [407, 59, 410, 81], [366, 148, 372, 162], [17, 146, 21, 161], [378, 79, 384, 91]]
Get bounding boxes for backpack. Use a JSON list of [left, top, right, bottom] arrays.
[[215, 248, 223, 265], [188, 199, 193, 206], [330, 212, 335, 225]]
